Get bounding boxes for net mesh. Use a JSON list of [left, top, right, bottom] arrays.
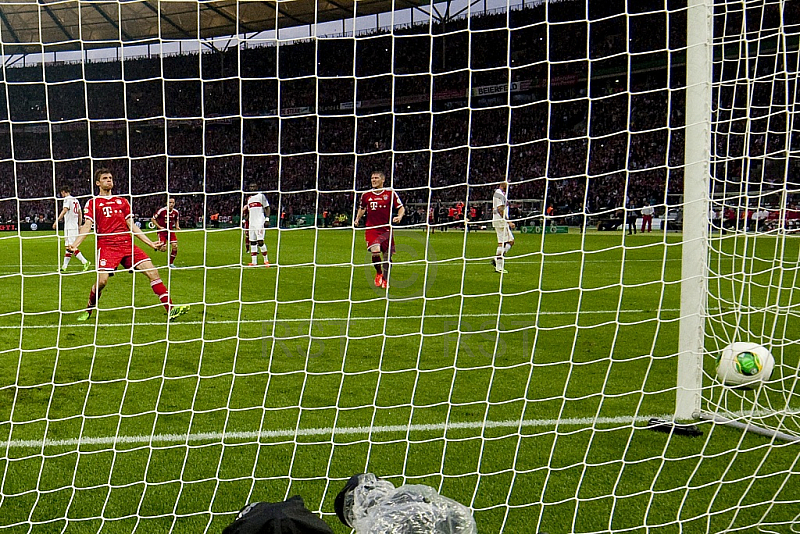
[[704, 0, 800, 438], [0, 1, 798, 533]]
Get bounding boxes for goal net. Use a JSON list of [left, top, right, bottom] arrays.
[[695, 0, 800, 446], [0, 0, 799, 533]]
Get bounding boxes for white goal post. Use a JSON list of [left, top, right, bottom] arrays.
[[676, 0, 712, 421]]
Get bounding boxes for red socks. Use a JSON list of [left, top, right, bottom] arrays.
[[150, 278, 172, 311]]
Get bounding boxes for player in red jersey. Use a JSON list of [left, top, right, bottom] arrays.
[[151, 197, 181, 268], [353, 171, 405, 289], [68, 169, 190, 322]]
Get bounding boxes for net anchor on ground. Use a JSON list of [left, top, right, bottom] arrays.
[[645, 417, 703, 437], [695, 412, 800, 443]]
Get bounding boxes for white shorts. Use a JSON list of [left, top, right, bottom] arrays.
[[64, 227, 79, 247], [493, 219, 513, 243], [248, 227, 265, 242]]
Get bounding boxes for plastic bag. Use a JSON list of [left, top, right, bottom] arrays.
[[335, 473, 477, 534]]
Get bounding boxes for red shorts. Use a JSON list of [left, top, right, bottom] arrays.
[[97, 244, 151, 272], [158, 230, 177, 243], [365, 227, 395, 254]]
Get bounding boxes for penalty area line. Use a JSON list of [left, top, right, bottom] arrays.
[[1, 414, 667, 450]]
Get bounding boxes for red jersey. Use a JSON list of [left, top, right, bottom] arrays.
[[154, 206, 180, 230], [84, 195, 133, 248], [360, 188, 403, 228]]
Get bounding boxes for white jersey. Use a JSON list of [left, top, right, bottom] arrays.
[[245, 193, 269, 225], [62, 195, 81, 230], [492, 188, 508, 221]]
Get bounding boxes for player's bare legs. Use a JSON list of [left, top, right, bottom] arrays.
[[77, 271, 111, 321], [368, 244, 383, 287], [136, 259, 189, 320]]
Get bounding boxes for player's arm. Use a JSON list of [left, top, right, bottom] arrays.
[[354, 207, 366, 226], [504, 205, 516, 229], [264, 205, 271, 226], [151, 214, 164, 231], [500, 205, 515, 228], [67, 218, 93, 252], [175, 213, 181, 231], [354, 193, 368, 226], [128, 217, 164, 251], [392, 205, 405, 224], [53, 206, 69, 229]]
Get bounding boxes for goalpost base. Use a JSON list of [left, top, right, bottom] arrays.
[[695, 411, 800, 443]]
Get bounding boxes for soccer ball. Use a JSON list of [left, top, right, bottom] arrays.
[[715, 342, 775, 388]]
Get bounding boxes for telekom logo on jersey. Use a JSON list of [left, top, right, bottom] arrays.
[[102, 206, 114, 217]]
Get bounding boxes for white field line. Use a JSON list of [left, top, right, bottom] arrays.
[[1, 414, 670, 450], [4, 409, 792, 450], [0, 308, 681, 329]]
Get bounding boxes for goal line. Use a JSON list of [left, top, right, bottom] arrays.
[[1, 414, 672, 451]]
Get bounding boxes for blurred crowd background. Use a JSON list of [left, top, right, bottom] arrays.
[[1, 0, 798, 227]]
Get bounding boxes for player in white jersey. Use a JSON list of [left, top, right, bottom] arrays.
[[53, 185, 90, 272], [243, 184, 271, 266], [492, 181, 515, 274]]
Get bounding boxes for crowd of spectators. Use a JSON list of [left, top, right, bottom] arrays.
[[1, 0, 797, 226]]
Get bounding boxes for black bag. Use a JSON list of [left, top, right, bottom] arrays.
[[222, 496, 334, 534]]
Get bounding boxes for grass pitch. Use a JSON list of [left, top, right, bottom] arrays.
[[0, 227, 798, 533]]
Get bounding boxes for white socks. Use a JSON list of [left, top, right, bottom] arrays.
[[63, 251, 88, 269]]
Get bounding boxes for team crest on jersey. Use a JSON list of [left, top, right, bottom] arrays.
[[383, 194, 388, 200], [100, 259, 107, 266]]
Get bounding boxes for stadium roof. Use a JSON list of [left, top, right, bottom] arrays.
[[0, 0, 431, 53]]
